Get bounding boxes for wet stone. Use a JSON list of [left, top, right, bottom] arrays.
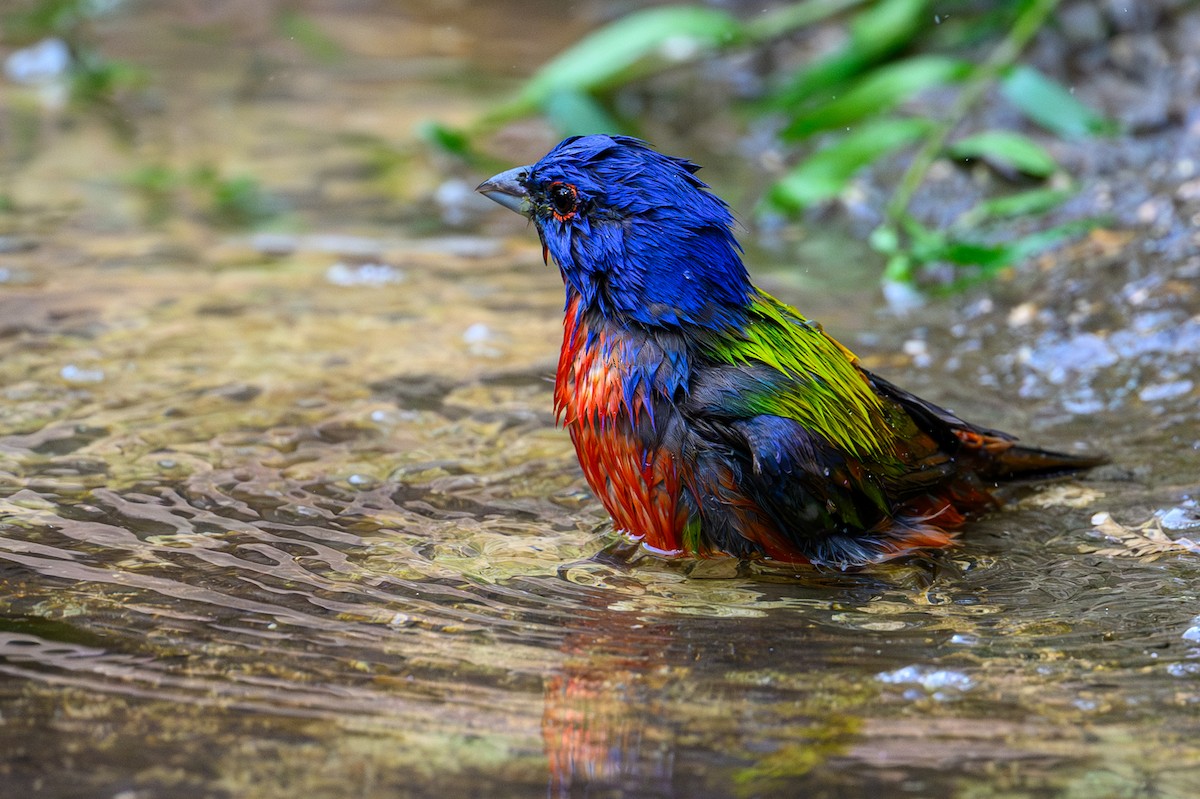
[[368, 374, 458, 412], [211, 384, 263, 403]]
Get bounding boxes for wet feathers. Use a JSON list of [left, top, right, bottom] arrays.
[[478, 135, 1102, 568]]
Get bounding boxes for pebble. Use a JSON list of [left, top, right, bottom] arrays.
[[309, 234, 386, 257], [1158, 500, 1200, 530], [462, 322, 492, 344], [249, 233, 298, 256], [882, 280, 926, 314], [877, 665, 975, 697], [60, 365, 105, 384], [1138, 379, 1194, 402], [325, 262, 404, 287], [1021, 332, 1119, 384], [1007, 302, 1038, 328], [463, 322, 502, 357], [3, 38, 70, 85], [1178, 178, 1200, 202], [902, 339, 932, 368], [1058, 2, 1108, 46]]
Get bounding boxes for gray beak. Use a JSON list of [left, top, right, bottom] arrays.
[[476, 166, 532, 215]]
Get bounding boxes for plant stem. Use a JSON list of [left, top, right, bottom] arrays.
[[882, 0, 1062, 226]]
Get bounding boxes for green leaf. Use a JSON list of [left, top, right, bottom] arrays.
[[847, 0, 928, 51], [278, 11, 343, 63], [924, 218, 1101, 294], [882, 253, 915, 284], [900, 214, 1012, 270], [768, 0, 929, 109], [933, 239, 1013, 269], [126, 164, 180, 194], [1000, 66, 1115, 138], [743, 0, 868, 41], [959, 186, 1074, 226], [1002, 217, 1100, 264], [420, 122, 472, 157], [899, 215, 948, 260], [520, 6, 742, 107], [782, 56, 971, 140], [542, 89, 624, 137], [868, 224, 900, 255], [767, 118, 932, 211], [69, 53, 148, 104], [205, 174, 281, 228], [948, 130, 1057, 177], [5, 0, 105, 39], [903, 215, 1098, 281]]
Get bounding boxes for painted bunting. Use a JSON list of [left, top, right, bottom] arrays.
[[477, 135, 1103, 568]]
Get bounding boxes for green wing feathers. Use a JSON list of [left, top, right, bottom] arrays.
[[700, 291, 898, 464]]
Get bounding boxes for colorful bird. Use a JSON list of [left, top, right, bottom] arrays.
[[477, 135, 1103, 569]]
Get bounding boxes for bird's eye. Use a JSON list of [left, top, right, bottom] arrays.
[[547, 182, 578, 219]]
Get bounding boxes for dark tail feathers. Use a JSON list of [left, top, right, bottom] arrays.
[[980, 444, 1108, 482], [866, 369, 1107, 482]]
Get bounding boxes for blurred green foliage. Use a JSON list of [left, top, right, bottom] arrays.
[[2, 0, 99, 40], [1, 0, 148, 130], [440, 0, 1117, 291], [278, 10, 344, 64], [3, 0, 282, 229], [126, 165, 283, 228]]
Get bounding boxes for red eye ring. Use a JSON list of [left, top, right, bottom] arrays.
[[547, 181, 579, 221]]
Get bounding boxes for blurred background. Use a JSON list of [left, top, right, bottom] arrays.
[[2, 2, 1200, 798], [2, 0, 1198, 287]]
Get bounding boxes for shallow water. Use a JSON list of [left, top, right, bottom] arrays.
[[2, 4, 1200, 798]]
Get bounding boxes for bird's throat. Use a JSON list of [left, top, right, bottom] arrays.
[[554, 294, 690, 554]]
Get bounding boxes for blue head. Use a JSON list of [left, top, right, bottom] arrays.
[[477, 135, 752, 330]]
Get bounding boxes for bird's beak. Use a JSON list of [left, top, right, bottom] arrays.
[[476, 166, 532, 215]]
